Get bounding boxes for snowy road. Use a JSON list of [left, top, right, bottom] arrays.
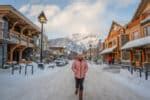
[[0, 62, 149, 100]]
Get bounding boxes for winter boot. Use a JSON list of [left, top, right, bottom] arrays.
[[79, 90, 83, 100], [75, 88, 78, 95]]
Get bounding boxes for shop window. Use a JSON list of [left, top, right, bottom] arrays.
[[133, 50, 142, 62], [144, 26, 150, 37], [146, 49, 150, 62], [122, 51, 130, 60], [147, 53, 150, 62]]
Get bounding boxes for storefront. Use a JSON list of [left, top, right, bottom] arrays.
[[145, 48, 150, 62], [100, 46, 117, 63], [121, 36, 150, 67], [0, 5, 40, 67], [131, 48, 144, 67]]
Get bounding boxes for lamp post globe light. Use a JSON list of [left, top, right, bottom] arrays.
[[38, 11, 47, 69]]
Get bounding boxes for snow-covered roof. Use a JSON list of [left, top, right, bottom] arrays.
[[121, 36, 150, 50], [141, 16, 150, 24], [100, 45, 117, 55]]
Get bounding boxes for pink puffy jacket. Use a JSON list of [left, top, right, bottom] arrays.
[[72, 60, 88, 79]]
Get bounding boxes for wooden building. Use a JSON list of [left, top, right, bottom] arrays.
[[100, 21, 125, 64], [0, 5, 40, 67], [49, 46, 66, 57], [121, 0, 150, 67], [84, 47, 98, 60]]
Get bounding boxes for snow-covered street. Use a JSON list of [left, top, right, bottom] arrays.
[[0, 62, 150, 100]]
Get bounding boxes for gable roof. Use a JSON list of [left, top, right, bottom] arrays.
[[131, 0, 150, 21], [107, 21, 123, 39]]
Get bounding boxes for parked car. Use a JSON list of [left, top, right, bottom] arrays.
[[64, 59, 69, 64], [54, 58, 68, 67], [55, 60, 66, 66], [95, 59, 103, 65], [48, 62, 56, 68]]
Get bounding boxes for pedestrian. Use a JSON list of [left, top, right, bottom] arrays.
[[112, 57, 114, 64], [108, 56, 112, 65], [72, 54, 88, 100]]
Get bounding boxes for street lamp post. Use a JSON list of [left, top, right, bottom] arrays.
[[97, 39, 101, 61], [38, 11, 47, 68], [89, 44, 92, 61]]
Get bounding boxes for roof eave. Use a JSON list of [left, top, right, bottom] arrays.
[[0, 5, 40, 33]]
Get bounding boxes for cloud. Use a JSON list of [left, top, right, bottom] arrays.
[[19, 4, 30, 13], [19, 0, 139, 40]]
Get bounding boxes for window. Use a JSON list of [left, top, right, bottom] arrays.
[[133, 50, 142, 62], [121, 35, 129, 46], [108, 42, 112, 48], [144, 26, 150, 36], [122, 51, 130, 60], [105, 44, 107, 48], [112, 40, 116, 46], [0, 22, 3, 29], [146, 48, 150, 62], [113, 25, 118, 31], [0, 21, 4, 37], [132, 31, 140, 40]]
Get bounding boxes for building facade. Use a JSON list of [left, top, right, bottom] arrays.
[[100, 21, 125, 64], [0, 5, 40, 67], [121, 0, 150, 67]]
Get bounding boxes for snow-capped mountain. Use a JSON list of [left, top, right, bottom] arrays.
[[69, 33, 101, 49], [48, 38, 85, 53], [48, 33, 100, 53]]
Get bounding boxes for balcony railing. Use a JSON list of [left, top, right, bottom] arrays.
[[9, 30, 35, 47], [28, 38, 35, 47], [9, 32, 20, 43], [20, 35, 28, 42]]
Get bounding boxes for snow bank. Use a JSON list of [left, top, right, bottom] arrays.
[[106, 68, 150, 99]]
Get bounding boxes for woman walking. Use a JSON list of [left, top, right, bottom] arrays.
[[72, 54, 88, 100]]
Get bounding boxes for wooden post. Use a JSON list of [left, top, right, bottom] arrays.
[[19, 50, 23, 63]]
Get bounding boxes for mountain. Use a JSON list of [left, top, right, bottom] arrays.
[[48, 33, 100, 53], [69, 33, 100, 49], [48, 38, 85, 53]]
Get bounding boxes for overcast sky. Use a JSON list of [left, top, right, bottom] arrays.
[[0, 0, 140, 40]]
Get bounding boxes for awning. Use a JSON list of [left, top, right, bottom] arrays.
[[100, 46, 117, 55], [121, 36, 150, 50]]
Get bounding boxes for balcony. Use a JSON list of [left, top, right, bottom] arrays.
[[20, 35, 28, 46], [28, 38, 34, 47], [9, 30, 35, 47], [9, 32, 20, 44]]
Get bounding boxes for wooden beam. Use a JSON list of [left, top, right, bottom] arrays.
[[11, 21, 19, 30], [21, 25, 29, 35]]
